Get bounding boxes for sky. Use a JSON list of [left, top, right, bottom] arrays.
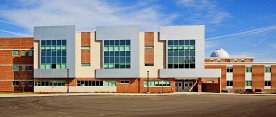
[[0, 0, 276, 61]]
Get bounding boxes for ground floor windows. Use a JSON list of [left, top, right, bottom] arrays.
[[35, 80, 65, 86], [77, 80, 116, 86], [120, 80, 130, 84], [13, 81, 19, 87], [265, 81, 271, 86], [245, 81, 252, 86], [144, 80, 170, 87], [226, 81, 233, 86]]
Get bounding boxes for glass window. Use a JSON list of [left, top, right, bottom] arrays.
[[144, 80, 170, 87], [81, 63, 91, 66], [13, 81, 19, 87], [12, 50, 19, 56], [226, 81, 233, 86], [167, 40, 195, 69], [227, 67, 233, 73], [81, 46, 90, 49], [245, 81, 252, 86], [265, 67, 271, 73], [12, 65, 19, 71], [265, 81, 271, 86], [120, 80, 130, 84], [104, 40, 131, 69], [28, 50, 33, 56], [40, 40, 67, 69], [21, 66, 26, 71], [22, 50, 26, 56], [245, 67, 252, 72]]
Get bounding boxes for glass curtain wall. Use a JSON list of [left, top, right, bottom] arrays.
[[167, 40, 196, 69], [104, 40, 131, 69], [40, 40, 67, 69]]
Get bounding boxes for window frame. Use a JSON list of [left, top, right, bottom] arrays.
[[120, 80, 130, 84]]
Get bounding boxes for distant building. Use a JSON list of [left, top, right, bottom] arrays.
[[0, 25, 275, 93]]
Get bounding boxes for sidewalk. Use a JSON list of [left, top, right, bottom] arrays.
[[1, 92, 276, 97]]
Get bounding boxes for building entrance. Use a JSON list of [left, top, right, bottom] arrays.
[[175, 79, 197, 92]]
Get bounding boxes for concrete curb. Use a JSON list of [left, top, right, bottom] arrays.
[[1, 92, 276, 97]]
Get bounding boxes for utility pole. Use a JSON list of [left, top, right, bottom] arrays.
[[147, 71, 149, 93]]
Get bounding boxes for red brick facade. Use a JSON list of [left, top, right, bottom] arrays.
[[81, 32, 91, 64], [144, 32, 154, 65], [0, 37, 34, 92], [252, 65, 265, 89]]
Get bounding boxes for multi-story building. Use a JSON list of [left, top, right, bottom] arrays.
[[0, 25, 275, 93]]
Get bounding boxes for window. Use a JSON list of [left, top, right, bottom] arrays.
[[226, 81, 233, 86], [77, 81, 104, 86], [40, 40, 67, 69], [144, 80, 170, 87], [145, 46, 154, 49], [167, 40, 195, 69], [234, 59, 238, 62], [218, 59, 221, 62], [225, 59, 230, 62], [22, 50, 26, 56], [245, 67, 252, 72], [81, 46, 90, 49], [245, 81, 252, 86], [28, 66, 33, 71], [12, 50, 19, 56], [13, 81, 19, 87], [22, 66, 26, 71], [226, 67, 233, 73], [29, 81, 33, 87], [104, 40, 131, 69], [12, 65, 19, 71], [22, 81, 26, 87], [81, 63, 91, 66], [145, 64, 154, 66], [265, 67, 271, 73], [35, 80, 65, 86], [241, 59, 245, 62], [265, 81, 271, 86], [120, 80, 130, 84], [104, 80, 116, 86], [28, 50, 33, 56], [210, 59, 214, 62]]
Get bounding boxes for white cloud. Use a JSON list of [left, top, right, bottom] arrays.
[[0, 0, 177, 34], [176, 0, 229, 24], [206, 25, 276, 41]]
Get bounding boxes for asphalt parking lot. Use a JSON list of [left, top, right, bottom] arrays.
[[0, 94, 275, 117]]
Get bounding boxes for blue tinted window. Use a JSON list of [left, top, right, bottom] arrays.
[[52, 40, 56, 45], [62, 40, 66, 45], [40, 40, 66, 69], [46, 40, 51, 45], [120, 40, 125, 45]]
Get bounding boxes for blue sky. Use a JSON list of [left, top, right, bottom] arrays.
[[0, 0, 276, 61]]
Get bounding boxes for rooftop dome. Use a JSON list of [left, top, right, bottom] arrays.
[[210, 48, 230, 58]]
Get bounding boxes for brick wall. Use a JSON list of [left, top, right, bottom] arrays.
[[205, 65, 226, 89], [233, 65, 245, 89], [272, 65, 276, 89], [0, 37, 34, 92], [144, 32, 154, 65], [81, 32, 91, 64], [252, 65, 264, 90]]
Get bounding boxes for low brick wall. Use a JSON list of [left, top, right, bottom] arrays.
[[202, 83, 220, 93]]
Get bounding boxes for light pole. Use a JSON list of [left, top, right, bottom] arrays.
[[67, 69, 69, 93], [147, 71, 149, 93], [161, 81, 164, 93]]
